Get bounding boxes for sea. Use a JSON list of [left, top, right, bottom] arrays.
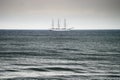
[[0, 30, 120, 80]]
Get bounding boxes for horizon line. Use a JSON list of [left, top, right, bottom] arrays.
[[0, 29, 120, 31]]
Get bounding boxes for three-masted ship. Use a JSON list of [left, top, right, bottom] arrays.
[[50, 19, 72, 31]]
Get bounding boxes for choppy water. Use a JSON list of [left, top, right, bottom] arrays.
[[0, 30, 120, 80]]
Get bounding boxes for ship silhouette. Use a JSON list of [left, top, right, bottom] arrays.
[[50, 19, 73, 31]]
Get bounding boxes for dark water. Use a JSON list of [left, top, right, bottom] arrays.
[[0, 30, 120, 80]]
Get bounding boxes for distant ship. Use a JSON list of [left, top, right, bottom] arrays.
[[50, 19, 73, 31]]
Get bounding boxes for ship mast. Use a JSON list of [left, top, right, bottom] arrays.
[[64, 19, 66, 29], [58, 19, 60, 29], [52, 19, 54, 29]]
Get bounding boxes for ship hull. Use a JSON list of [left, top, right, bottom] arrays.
[[50, 29, 72, 31]]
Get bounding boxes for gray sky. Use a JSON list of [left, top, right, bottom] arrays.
[[0, 0, 120, 29]]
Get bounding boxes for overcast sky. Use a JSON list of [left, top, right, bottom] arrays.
[[0, 0, 120, 29]]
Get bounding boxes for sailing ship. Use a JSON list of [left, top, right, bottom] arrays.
[[50, 19, 72, 31]]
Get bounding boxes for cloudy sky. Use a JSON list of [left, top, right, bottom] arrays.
[[0, 0, 120, 29]]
